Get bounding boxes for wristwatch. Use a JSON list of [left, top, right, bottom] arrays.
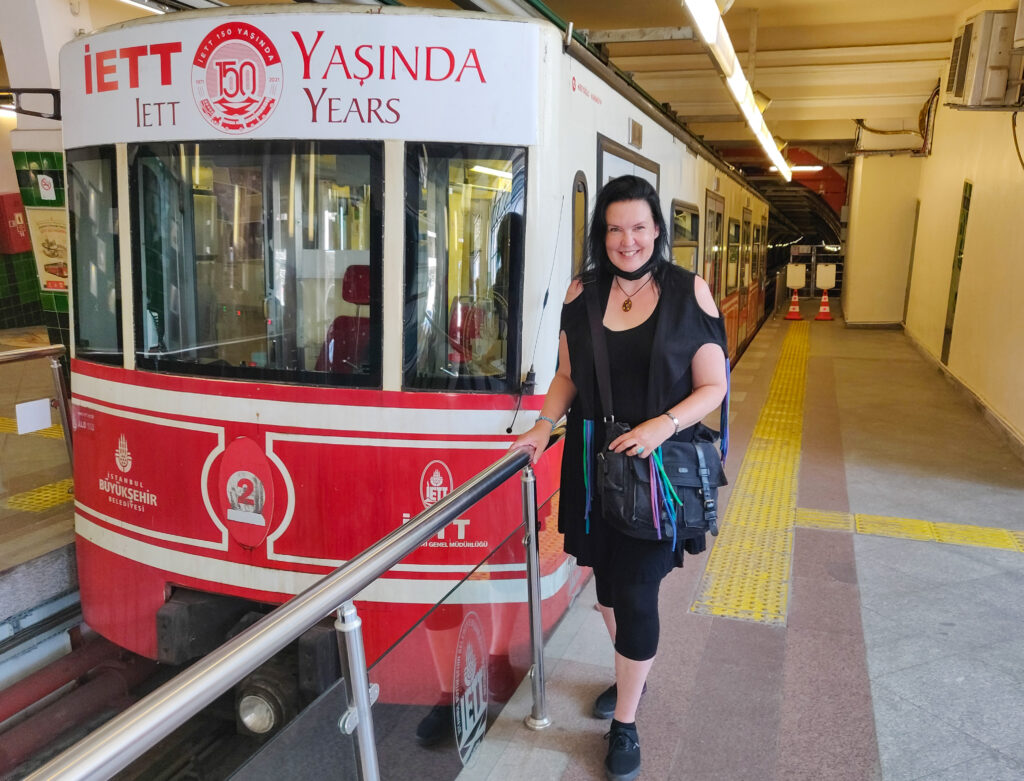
[[663, 411, 680, 435]]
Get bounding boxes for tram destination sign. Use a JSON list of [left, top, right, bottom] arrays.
[[59, 11, 540, 148]]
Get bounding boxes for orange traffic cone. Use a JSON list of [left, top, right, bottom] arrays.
[[814, 289, 833, 321], [784, 290, 802, 320]]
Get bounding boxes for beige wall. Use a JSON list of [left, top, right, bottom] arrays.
[[904, 102, 1024, 440], [843, 154, 923, 324], [845, 102, 1024, 442], [841, 1, 1024, 444]]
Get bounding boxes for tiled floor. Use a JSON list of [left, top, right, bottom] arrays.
[[458, 300, 1024, 781]]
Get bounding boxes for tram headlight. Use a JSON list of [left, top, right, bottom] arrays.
[[239, 692, 277, 734], [235, 665, 299, 737]]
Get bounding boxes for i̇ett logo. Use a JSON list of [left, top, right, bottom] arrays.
[[192, 23, 282, 134], [420, 460, 454, 508]]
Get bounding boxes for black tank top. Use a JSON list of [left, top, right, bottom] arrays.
[[605, 302, 659, 426]]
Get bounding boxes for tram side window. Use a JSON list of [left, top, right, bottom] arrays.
[[671, 201, 699, 273], [572, 172, 588, 275], [403, 144, 525, 392], [68, 147, 121, 364], [131, 141, 382, 386], [726, 218, 741, 295]]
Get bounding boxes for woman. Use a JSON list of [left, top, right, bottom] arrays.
[[513, 175, 728, 781]]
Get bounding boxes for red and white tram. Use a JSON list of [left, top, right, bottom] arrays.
[[59, 5, 768, 703]]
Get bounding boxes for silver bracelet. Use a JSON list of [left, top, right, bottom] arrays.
[[663, 411, 680, 435]]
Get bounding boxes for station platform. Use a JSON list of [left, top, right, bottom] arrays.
[[0, 326, 76, 668], [459, 299, 1024, 781], [6, 302, 1024, 780]]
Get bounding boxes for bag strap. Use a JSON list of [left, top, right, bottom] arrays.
[[584, 280, 614, 422], [694, 442, 719, 536], [720, 356, 731, 464]]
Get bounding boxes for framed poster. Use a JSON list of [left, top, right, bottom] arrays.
[[25, 206, 69, 290]]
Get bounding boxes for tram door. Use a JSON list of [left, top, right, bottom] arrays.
[[738, 208, 752, 345], [752, 222, 763, 323], [703, 191, 725, 304]]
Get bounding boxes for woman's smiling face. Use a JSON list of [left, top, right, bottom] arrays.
[[604, 199, 660, 275]]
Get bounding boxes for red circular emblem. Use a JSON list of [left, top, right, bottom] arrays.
[[192, 22, 282, 134], [217, 436, 276, 549], [420, 460, 454, 508]]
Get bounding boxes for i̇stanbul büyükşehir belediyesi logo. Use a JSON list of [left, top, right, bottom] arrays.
[[115, 433, 132, 473], [192, 22, 283, 134]]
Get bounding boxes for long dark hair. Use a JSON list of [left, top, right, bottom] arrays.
[[580, 175, 670, 284]]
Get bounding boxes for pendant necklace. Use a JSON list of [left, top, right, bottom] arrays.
[[615, 275, 652, 312]]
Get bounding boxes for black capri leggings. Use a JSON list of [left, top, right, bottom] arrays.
[[594, 569, 664, 662]]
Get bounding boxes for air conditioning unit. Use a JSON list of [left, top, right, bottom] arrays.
[[945, 10, 1023, 107]]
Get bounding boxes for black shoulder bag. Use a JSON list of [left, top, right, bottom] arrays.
[[585, 281, 727, 543]]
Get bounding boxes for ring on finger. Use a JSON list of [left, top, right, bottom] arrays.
[[636, 445, 645, 454]]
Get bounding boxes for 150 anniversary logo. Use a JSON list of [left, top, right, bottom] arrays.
[[192, 22, 283, 133]]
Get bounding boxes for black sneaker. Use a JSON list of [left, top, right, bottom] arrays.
[[604, 721, 641, 781], [415, 703, 453, 747], [592, 682, 648, 719]]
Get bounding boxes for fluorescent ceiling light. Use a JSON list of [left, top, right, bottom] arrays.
[[470, 165, 512, 180], [682, 0, 790, 181], [770, 165, 824, 172], [684, 0, 723, 44], [708, 22, 736, 77], [116, 0, 165, 14]]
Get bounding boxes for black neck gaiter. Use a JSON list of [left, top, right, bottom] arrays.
[[602, 255, 659, 281]]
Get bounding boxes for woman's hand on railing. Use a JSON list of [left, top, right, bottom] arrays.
[[511, 421, 555, 465]]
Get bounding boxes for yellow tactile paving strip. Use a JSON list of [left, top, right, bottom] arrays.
[[4, 478, 75, 512], [691, 318, 1023, 624], [0, 415, 66, 440], [794, 510, 1024, 553], [795, 507, 855, 532], [691, 322, 810, 624]]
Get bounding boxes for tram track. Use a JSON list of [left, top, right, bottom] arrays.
[[3, 655, 263, 781]]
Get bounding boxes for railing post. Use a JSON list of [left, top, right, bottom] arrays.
[[335, 601, 380, 781], [48, 355, 73, 468], [521, 464, 551, 730]]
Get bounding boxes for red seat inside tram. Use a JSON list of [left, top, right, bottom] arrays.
[[315, 265, 371, 374], [447, 298, 484, 367]]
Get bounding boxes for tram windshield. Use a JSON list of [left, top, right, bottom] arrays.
[[403, 144, 525, 393], [128, 140, 383, 386], [67, 139, 529, 393], [68, 147, 121, 363]]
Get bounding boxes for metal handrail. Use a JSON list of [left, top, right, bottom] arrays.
[[0, 345, 66, 364], [27, 429, 564, 781], [0, 344, 72, 466]]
